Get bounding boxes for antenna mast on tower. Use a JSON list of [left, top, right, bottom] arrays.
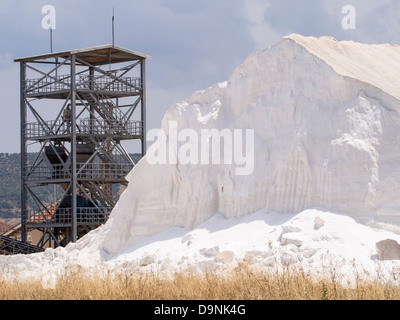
[[50, 27, 53, 53], [112, 8, 115, 47]]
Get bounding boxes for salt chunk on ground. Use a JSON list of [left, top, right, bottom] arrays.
[[200, 246, 220, 257], [280, 233, 304, 247], [215, 251, 235, 263], [314, 216, 325, 229]]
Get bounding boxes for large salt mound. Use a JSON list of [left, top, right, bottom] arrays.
[[2, 34, 400, 284], [100, 34, 400, 258]]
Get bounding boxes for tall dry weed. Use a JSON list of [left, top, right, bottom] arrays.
[[1, 262, 400, 300]]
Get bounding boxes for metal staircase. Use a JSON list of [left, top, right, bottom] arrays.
[[0, 235, 44, 255], [16, 45, 148, 248]]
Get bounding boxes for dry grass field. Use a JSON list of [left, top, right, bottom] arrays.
[[1, 263, 400, 300]]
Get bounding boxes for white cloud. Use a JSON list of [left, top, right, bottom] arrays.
[[244, 0, 281, 49]]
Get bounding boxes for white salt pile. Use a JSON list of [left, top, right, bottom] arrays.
[[2, 34, 400, 286]]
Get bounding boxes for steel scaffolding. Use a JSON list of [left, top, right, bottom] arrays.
[[0, 235, 45, 255], [15, 45, 149, 247]]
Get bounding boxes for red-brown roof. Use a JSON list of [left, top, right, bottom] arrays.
[[28, 205, 55, 223]]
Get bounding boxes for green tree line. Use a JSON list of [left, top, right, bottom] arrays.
[[0, 153, 141, 219]]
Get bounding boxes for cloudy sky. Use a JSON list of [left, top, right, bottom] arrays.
[[0, 0, 399, 153]]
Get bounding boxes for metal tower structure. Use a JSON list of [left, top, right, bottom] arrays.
[[15, 45, 149, 247]]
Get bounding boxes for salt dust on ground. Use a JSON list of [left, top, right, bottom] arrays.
[[106, 208, 400, 284], [2, 208, 400, 288], [2, 34, 400, 287]]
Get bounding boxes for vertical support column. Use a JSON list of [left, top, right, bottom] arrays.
[[140, 58, 147, 156], [20, 62, 27, 243], [89, 66, 95, 134], [70, 54, 77, 242]]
